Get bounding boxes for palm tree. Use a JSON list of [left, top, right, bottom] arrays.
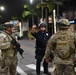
[[22, 4, 37, 26], [36, 0, 64, 18], [36, 0, 64, 33], [36, 0, 56, 32], [36, 0, 55, 20], [11, 16, 18, 20]]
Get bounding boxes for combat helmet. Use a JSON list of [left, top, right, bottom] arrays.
[[38, 22, 46, 28], [3, 24, 14, 29], [57, 19, 70, 29], [58, 19, 70, 26]]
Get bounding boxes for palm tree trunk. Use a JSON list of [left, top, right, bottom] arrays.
[[53, 9, 56, 33], [32, 15, 34, 25], [45, 8, 48, 31], [41, 0, 44, 20]]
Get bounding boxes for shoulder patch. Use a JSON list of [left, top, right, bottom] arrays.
[[0, 33, 6, 38]]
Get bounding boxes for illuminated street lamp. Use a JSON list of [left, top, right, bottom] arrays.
[[0, 6, 5, 19], [30, 0, 33, 4], [0, 6, 5, 11]]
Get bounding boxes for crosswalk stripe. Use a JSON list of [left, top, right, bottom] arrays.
[[26, 64, 55, 72], [26, 64, 76, 72], [17, 66, 27, 75]]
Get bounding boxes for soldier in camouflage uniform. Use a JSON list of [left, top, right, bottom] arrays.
[[44, 19, 76, 75], [0, 24, 18, 75]]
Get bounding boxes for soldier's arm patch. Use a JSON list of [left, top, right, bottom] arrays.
[[0, 33, 11, 49]]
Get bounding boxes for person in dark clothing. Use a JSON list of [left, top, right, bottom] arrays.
[[31, 22, 51, 75]]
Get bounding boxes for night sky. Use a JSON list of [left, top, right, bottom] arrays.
[[0, 0, 75, 24], [0, 0, 40, 24], [0, 0, 22, 23]]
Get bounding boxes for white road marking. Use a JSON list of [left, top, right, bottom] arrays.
[[26, 64, 76, 72], [26, 64, 55, 72], [75, 67, 76, 72], [17, 66, 27, 75]]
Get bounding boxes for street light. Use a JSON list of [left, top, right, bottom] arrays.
[[30, 0, 33, 4], [0, 6, 5, 11], [0, 6, 5, 19]]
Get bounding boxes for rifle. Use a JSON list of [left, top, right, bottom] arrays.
[[14, 42, 24, 58]]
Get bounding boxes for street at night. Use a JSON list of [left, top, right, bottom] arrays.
[[0, 0, 76, 75], [17, 39, 54, 75]]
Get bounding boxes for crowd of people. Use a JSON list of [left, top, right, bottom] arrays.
[[0, 18, 76, 75]]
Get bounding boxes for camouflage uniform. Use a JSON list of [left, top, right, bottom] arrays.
[[0, 31, 18, 75], [44, 19, 76, 75]]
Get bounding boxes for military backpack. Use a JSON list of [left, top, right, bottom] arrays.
[[56, 32, 75, 59]]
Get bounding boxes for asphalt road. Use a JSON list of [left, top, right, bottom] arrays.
[[17, 39, 53, 75], [0, 39, 75, 75]]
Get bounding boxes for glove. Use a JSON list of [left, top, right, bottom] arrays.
[[45, 58, 50, 63]]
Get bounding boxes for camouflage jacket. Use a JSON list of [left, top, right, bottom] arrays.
[[45, 30, 76, 65], [0, 31, 16, 58]]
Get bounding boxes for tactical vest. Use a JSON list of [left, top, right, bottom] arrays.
[[1, 31, 16, 57], [56, 32, 75, 59]]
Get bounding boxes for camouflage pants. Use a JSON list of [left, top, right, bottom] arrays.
[[1, 57, 18, 75], [54, 64, 75, 75]]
